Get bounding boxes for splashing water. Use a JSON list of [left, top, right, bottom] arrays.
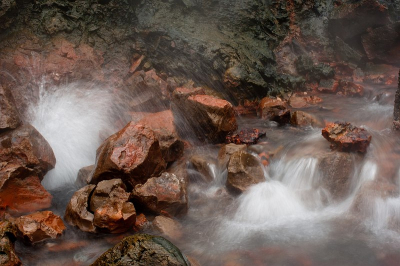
[[29, 82, 122, 190]]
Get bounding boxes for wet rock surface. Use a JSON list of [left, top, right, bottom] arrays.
[[322, 122, 372, 153], [89, 122, 166, 187], [258, 97, 290, 124], [225, 128, 266, 145], [152, 216, 183, 240], [15, 211, 66, 244], [0, 84, 20, 133], [91, 234, 190, 266], [0, 220, 21, 266], [132, 172, 188, 217], [226, 150, 265, 194], [290, 111, 322, 127]]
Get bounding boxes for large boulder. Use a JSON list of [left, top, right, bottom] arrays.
[[90, 234, 190, 266], [322, 122, 372, 153], [0, 220, 21, 266], [15, 211, 66, 244], [89, 122, 166, 187], [64, 185, 96, 233], [132, 172, 188, 217], [138, 110, 184, 163], [90, 179, 136, 234], [226, 150, 265, 194], [0, 84, 20, 133], [258, 97, 290, 124], [318, 152, 355, 200]]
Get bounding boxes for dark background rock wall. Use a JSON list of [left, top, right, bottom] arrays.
[[0, 0, 399, 110]]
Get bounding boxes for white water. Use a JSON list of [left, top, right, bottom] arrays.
[[29, 82, 120, 190]]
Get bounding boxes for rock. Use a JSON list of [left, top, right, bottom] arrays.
[[318, 79, 340, 94], [64, 185, 96, 233], [322, 122, 372, 153], [90, 234, 190, 266], [90, 179, 136, 234], [394, 70, 400, 130], [0, 84, 20, 133], [294, 55, 335, 81], [138, 110, 184, 163], [189, 154, 214, 183], [133, 213, 149, 232], [258, 97, 290, 124], [152, 216, 183, 240], [226, 151, 265, 194], [89, 122, 166, 187], [75, 165, 94, 187], [225, 128, 266, 145], [290, 111, 322, 127], [288, 95, 323, 108], [0, 175, 52, 215], [318, 152, 355, 199], [172, 86, 205, 101], [184, 94, 237, 142], [334, 36, 364, 66], [218, 144, 247, 167], [337, 80, 364, 97], [132, 172, 188, 217], [15, 211, 66, 244], [361, 22, 400, 65], [0, 220, 21, 266]]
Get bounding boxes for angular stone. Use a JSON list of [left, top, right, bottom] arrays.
[[75, 165, 94, 187], [132, 172, 188, 217], [90, 234, 190, 266], [225, 128, 266, 145], [226, 151, 265, 194], [0, 84, 21, 133], [152, 216, 182, 240], [15, 211, 66, 244], [290, 111, 322, 127], [318, 79, 339, 94], [172, 86, 205, 101], [318, 152, 355, 200], [0, 175, 52, 215], [258, 97, 290, 124], [189, 154, 214, 182], [0, 220, 21, 266], [64, 185, 96, 233], [218, 143, 247, 167], [138, 110, 184, 163], [322, 122, 371, 153], [89, 122, 166, 187], [90, 179, 136, 234]]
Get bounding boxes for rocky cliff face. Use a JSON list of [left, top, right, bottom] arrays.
[[0, 0, 399, 109]]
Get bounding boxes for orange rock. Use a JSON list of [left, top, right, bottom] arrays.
[[258, 97, 290, 124]]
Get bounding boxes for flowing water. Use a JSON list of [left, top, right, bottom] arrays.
[[16, 81, 400, 265]]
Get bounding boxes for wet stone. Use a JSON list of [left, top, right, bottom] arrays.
[[225, 128, 266, 145]]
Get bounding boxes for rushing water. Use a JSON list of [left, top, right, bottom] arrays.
[[18, 82, 400, 265]]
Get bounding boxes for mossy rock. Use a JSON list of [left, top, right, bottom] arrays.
[[91, 234, 190, 266]]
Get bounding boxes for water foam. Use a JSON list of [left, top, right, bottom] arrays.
[[30, 82, 120, 190]]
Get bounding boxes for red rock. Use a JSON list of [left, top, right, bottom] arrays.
[[233, 100, 258, 116], [89, 122, 166, 187], [290, 111, 322, 127], [226, 150, 265, 194], [0, 175, 52, 215], [289, 95, 323, 109], [64, 185, 96, 233], [322, 122, 371, 153], [225, 128, 266, 145], [337, 80, 364, 97], [218, 143, 247, 167], [15, 211, 66, 244], [138, 110, 184, 163], [132, 172, 188, 216], [0, 220, 21, 266], [75, 165, 94, 187], [185, 95, 238, 142], [318, 151, 355, 200], [258, 97, 290, 124], [0, 84, 21, 133], [90, 179, 136, 234], [152, 215, 182, 240], [133, 213, 148, 232], [317, 79, 339, 93]]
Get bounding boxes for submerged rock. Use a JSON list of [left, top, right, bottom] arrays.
[[226, 150, 265, 194], [318, 152, 356, 200], [322, 122, 372, 153], [91, 179, 136, 234], [15, 211, 66, 244], [132, 172, 188, 217], [0, 84, 20, 133], [64, 185, 96, 233], [0, 220, 21, 266], [89, 122, 166, 187], [91, 234, 190, 266], [138, 110, 184, 163], [258, 97, 290, 124]]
